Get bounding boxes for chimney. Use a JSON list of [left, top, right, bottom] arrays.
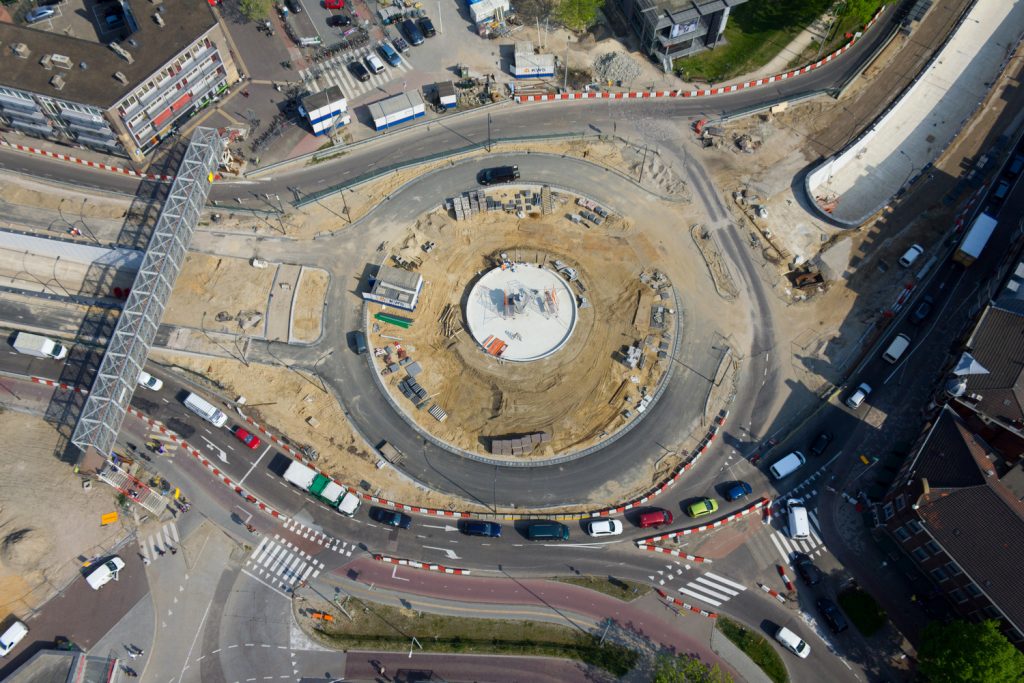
[[109, 42, 134, 64], [912, 478, 930, 510], [154, 12, 165, 27], [50, 74, 66, 91], [51, 54, 72, 69], [12, 43, 30, 59], [113, 71, 129, 85], [40, 54, 53, 70]]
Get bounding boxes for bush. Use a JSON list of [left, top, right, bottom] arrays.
[[716, 617, 788, 683], [837, 587, 887, 636]]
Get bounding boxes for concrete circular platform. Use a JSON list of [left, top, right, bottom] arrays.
[[465, 263, 578, 362]]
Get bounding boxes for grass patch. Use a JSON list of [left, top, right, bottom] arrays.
[[312, 603, 639, 677], [716, 617, 788, 683], [838, 587, 887, 636], [554, 575, 652, 601]]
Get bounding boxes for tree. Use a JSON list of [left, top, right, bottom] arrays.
[[652, 653, 733, 683], [555, 0, 601, 32], [918, 620, 1024, 683], [239, 0, 271, 21]]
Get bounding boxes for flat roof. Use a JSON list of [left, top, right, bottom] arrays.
[[368, 91, 424, 118], [0, 0, 218, 109], [303, 85, 345, 111], [376, 264, 422, 291]]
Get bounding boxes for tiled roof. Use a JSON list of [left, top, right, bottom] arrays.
[[912, 409, 995, 489], [963, 305, 1024, 426]]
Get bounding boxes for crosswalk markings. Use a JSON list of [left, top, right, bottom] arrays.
[[281, 520, 355, 557], [245, 535, 325, 592], [676, 571, 748, 608], [299, 46, 414, 100], [769, 509, 828, 564], [139, 521, 179, 562]]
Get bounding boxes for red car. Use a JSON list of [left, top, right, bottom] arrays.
[[324, 0, 343, 8], [232, 426, 261, 449]]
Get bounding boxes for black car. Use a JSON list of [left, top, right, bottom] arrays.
[[809, 431, 833, 457], [792, 552, 822, 586], [285, 0, 303, 12], [327, 13, 351, 26], [910, 294, 934, 325], [478, 165, 520, 185], [348, 59, 370, 82], [369, 507, 412, 529], [418, 16, 436, 37], [816, 598, 849, 633], [459, 520, 502, 537], [401, 18, 424, 45]]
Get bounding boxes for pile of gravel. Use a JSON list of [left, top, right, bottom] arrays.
[[593, 52, 642, 84]]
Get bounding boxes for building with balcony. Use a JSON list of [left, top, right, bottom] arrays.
[[0, 0, 238, 162], [614, 0, 747, 72]]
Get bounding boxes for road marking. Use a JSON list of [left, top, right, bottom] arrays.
[[422, 545, 460, 560], [175, 598, 214, 683], [678, 585, 721, 606], [239, 444, 272, 485], [694, 576, 738, 596], [421, 524, 459, 532], [703, 572, 747, 591], [201, 436, 228, 463], [391, 565, 409, 581], [240, 568, 291, 599]]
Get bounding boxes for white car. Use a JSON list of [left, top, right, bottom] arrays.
[[586, 519, 623, 537], [775, 626, 811, 658], [845, 382, 872, 409], [85, 556, 125, 590], [0, 620, 28, 657], [137, 371, 163, 391]]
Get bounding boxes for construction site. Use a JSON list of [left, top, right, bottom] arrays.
[[365, 187, 677, 458]]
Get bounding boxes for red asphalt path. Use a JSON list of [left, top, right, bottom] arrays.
[[345, 652, 602, 683], [341, 558, 738, 680]]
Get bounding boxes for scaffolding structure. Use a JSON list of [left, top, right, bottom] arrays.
[[71, 128, 225, 461]]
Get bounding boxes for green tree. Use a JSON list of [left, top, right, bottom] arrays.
[[239, 0, 271, 21], [839, 0, 883, 26], [653, 653, 734, 683], [918, 620, 1024, 683], [555, 0, 601, 31]]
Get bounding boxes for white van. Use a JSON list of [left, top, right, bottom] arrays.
[[0, 620, 28, 657], [899, 244, 923, 267], [85, 556, 125, 590], [770, 451, 806, 480], [787, 499, 810, 540], [183, 392, 228, 428], [365, 53, 385, 74], [882, 333, 911, 363], [775, 626, 811, 658]]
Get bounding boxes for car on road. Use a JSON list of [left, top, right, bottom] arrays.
[[845, 382, 872, 409], [898, 244, 923, 268], [526, 521, 569, 541], [769, 451, 806, 480], [992, 179, 1011, 205], [26, 6, 56, 22], [85, 556, 125, 590], [816, 598, 849, 633], [418, 16, 436, 37], [809, 431, 833, 457], [638, 509, 673, 528], [792, 552, 822, 586], [232, 426, 261, 449], [460, 520, 502, 537], [137, 371, 163, 391], [586, 519, 623, 537], [685, 497, 719, 518], [723, 481, 752, 501], [348, 60, 370, 82], [1007, 153, 1024, 179], [326, 13, 351, 26], [369, 507, 412, 529], [285, 0, 302, 12], [775, 626, 811, 658], [0, 620, 28, 657], [478, 165, 520, 185], [910, 295, 934, 325]]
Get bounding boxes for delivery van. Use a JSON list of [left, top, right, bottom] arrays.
[[787, 499, 810, 540], [770, 451, 806, 480], [183, 392, 228, 427], [882, 333, 911, 363]]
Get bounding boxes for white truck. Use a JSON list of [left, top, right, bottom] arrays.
[[282, 460, 361, 515], [12, 331, 68, 360]]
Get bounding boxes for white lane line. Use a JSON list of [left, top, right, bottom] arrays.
[[239, 444, 273, 486], [240, 568, 291, 599]]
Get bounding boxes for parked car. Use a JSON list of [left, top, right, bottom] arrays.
[[686, 497, 719, 518], [369, 507, 412, 529], [285, 0, 303, 12], [816, 598, 849, 633], [324, 0, 343, 8], [723, 481, 752, 502], [418, 16, 436, 37], [910, 294, 934, 325], [348, 60, 370, 82], [898, 244, 924, 267], [378, 41, 402, 68], [26, 6, 56, 22], [459, 520, 501, 537], [326, 13, 351, 26], [137, 371, 163, 391], [232, 426, 261, 449], [400, 18, 424, 45], [586, 519, 623, 537], [792, 552, 822, 586], [809, 431, 833, 457], [845, 382, 872, 409], [775, 626, 811, 658], [85, 556, 125, 590], [0, 620, 28, 657], [389, 31, 409, 52]]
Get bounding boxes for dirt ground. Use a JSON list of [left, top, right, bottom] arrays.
[[291, 267, 329, 342], [0, 411, 130, 617], [163, 253, 277, 334], [368, 195, 673, 457], [0, 175, 130, 222]]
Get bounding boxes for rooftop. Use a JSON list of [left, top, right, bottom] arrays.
[[962, 303, 1024, 428], [0, 0, 218, 109]]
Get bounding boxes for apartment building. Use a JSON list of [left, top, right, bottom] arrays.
[[614, 0, 747, 71]]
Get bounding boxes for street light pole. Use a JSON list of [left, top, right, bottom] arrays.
[[487, 113, 492, 152]]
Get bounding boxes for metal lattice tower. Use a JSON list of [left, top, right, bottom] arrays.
[[71, 128, 225, 458]]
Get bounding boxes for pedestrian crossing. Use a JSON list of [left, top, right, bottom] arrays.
[[652, 562, 748, 609], [769, 508, 828, 563], [281, 520, 356, 557], [299, 46, 414, 100], [245, 535, 324, 592], [139, 521, 179, 562]]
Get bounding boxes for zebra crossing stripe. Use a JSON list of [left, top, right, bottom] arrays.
[[261, 544, 284, 569], [300, 564, 316, 582], [704, 572, 747, 591], [694, 577, 739, 597], [252, 536, 269, 558], [678, 585, 722, 606]]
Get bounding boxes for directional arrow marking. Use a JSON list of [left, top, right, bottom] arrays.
[[422, 546, 460, 560]]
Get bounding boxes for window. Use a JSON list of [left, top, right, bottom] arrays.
[[930, 566, 948, 582], [950, 589, 967, 603], [945, 562, 962, 576], [883, 503, 895, 521], [912, 547, 929, 562], [924, 541, 942, 556], [895, 495, 907, 511], [894, 526, 911, 542], [908, 520, 924, 534], [983, 606, 1001, 619], [966, 583, 982, 598]]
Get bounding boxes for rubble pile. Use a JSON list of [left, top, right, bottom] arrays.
[[593, 52, 642, 84]]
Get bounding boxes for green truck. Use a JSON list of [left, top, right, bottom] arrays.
[[282, 460, 361, 515]]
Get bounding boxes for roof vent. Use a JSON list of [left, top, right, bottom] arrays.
[[40, 54, 53, 71], [127, 38, 138, 47], [114, 71, 129, 85], [12, 43, 30, 60], [153, 12, 165, 26], [109, 42, 134, 64], [80, 62, 88, 70], [50, 74, 66, 91], [51, 54, 72, 69]]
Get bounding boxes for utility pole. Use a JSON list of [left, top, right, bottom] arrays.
[[487, 113, 492, 152], [563, 37, 569, 91], [638, 144, 648, 183]]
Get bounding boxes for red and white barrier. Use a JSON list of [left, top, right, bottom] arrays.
[[31, 376, 88, 394], [374, 554, 471, 575], [759, 582, 787, 603], [0, 139, 172, 181], [656, 588, 717, 618], [635, 545, 711, 562], [778, 565, 795, 592]]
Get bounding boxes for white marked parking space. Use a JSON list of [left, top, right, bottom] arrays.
[[299, 46, 413, 100]]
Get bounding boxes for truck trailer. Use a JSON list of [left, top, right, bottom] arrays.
[[954, 213, 998, 267], [282, 460, 360, 515], [12, 331, 68, 359]]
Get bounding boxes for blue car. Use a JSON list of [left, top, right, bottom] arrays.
[[459, 520, 502, 537], [369, 506, 412, 529], [724, 481, 753, 502]]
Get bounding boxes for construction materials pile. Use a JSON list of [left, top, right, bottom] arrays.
[[593, 52, 642, 84]]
